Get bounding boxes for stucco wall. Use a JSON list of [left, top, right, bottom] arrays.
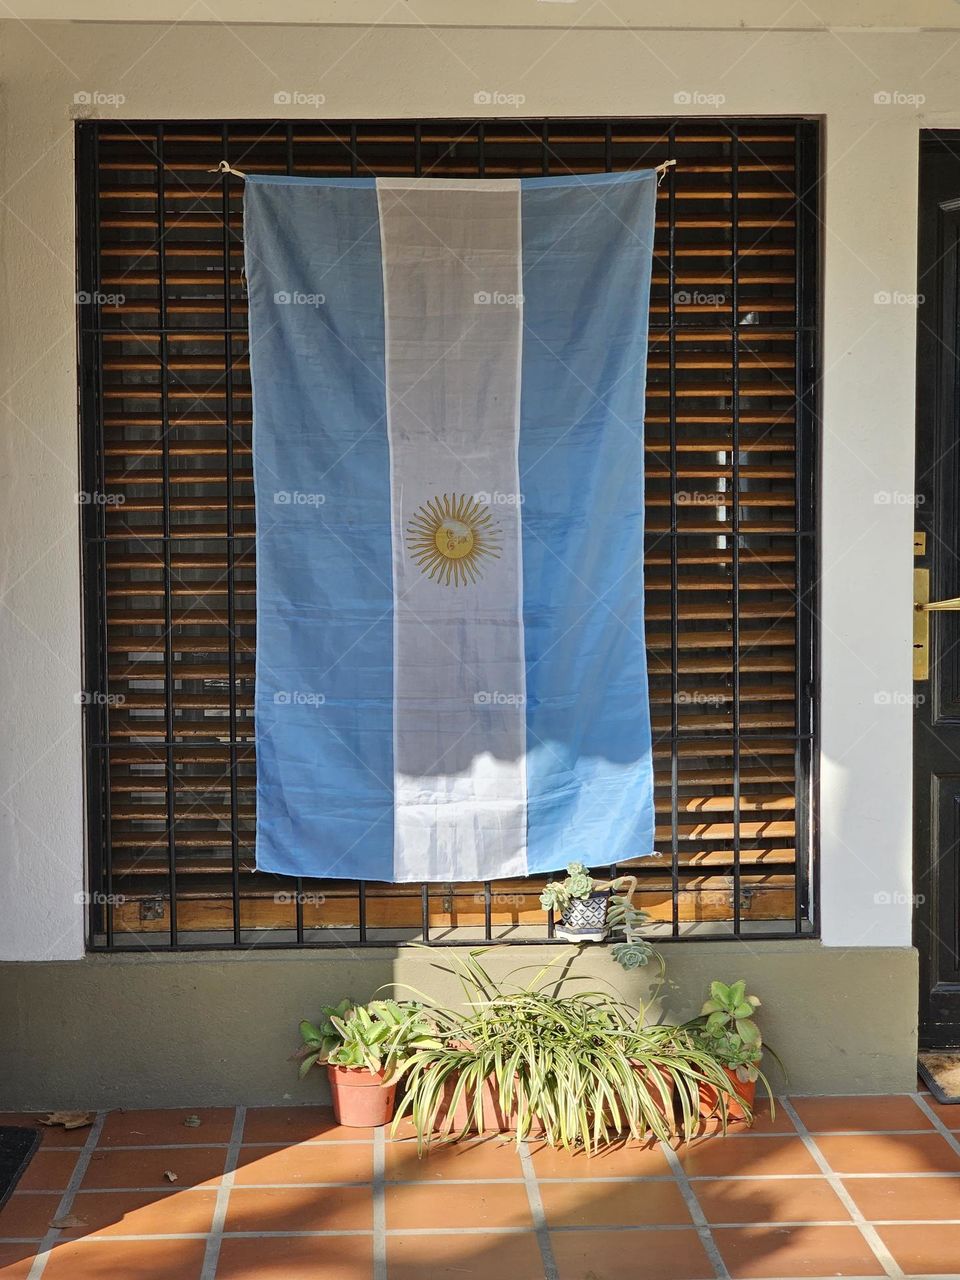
[[0, 943, 919, 1108], [0, 16, 935, 964]]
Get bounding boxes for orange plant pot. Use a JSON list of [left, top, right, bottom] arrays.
[[698, 1067, 755, 1123], [327, 1064, 397, 1128]]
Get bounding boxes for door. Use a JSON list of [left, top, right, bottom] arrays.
[[916, 137, 960, 1047]]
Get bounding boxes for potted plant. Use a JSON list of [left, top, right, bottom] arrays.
[[540, 866, 658, 973], [390, 948, 735, 1152], [294, 998, 437, 1128], [689, 980, 774, 1121]]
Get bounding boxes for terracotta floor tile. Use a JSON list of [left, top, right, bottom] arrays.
[[386, 1180, 532, 1230], [695, 1176, 850, 1225], [790, 1095, 932, 1133], [677, 1135, 820, 1178], [65, 1188, 217, 1236], [224, 1185, 373, 1232], [40, 1238, 207, 1280], [232, 1141, 373, 1185], [97, 1108, 235, 1147], [551, 1227, 714, 1280], [695, 1099, 795, 1138], [0, 1115, 88, 1149], [714, 1225, 885, 1278], [16, 1150, 79, 1192], [813, 1131, 960, 1175], [842, 1173, 960, 1221], [0, 1245, 36, 1280], [539, 1178, 691, 1227], [0, 1192, 61, 1239], [243, 1105, 373, 1144], [386, 1136, 524, 1181], [387, 1231, 543, 1280], [530, 1139, 672, 1178], [918, 1093, 960, 1130], [216, 1234, 374, 1279], [81, 1146, 227, 1190], [877, 1223, 960, 1275]]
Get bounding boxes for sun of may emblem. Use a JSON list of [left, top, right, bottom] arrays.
[[406, 493, 502, 587]]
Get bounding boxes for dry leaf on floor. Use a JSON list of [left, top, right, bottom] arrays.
[[163, 1170, 178, 1182], [38, 1112, 93, 1130], [49, 1214, 86, 1230]]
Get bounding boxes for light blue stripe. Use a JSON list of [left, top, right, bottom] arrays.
[[245, 174, 378, 189], [245, 179, 394, 880], [519, 172, 657, 874]]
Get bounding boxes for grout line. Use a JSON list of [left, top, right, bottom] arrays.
[[9, 1214, 960, 1247], [518, 1139, 558, 1280], [199, 1104, 245, 1280], [660, 1140, 731, 1280], [779, 1097, 903, 1280], [57, 1127, 957, 1150], [37, 1170, 960, 1195], [372, 1128, 387, 1280], [912, 1092, 960, 1157], [26, 1112, 106, 1280]]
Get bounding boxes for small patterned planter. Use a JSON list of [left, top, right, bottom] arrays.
[[555, 890, 611, 942]]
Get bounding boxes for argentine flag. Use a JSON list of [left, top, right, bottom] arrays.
[[245, 170, 657, 882]]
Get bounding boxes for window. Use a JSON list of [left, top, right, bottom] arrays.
[[77, 118, 819, 950]]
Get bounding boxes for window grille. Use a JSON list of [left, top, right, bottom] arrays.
[[77, 118, 820, 950]]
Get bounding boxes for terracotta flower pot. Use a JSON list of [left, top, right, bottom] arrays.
[[698, 1066, 756, 1123], [327, 1064, 396, 1128]]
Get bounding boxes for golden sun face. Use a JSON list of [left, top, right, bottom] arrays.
[[406, 493, 502, 587]]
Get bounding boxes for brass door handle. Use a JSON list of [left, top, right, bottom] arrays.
[[914, 568, 960, 677]]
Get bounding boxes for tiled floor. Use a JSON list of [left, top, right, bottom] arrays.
[[1, 1092, 960, 1278]]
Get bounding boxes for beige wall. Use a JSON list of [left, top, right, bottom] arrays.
[[0, 15, 942, 959], [0, 943, 920, 1106]]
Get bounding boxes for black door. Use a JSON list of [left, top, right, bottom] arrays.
[[916, 136, 960, 1047]]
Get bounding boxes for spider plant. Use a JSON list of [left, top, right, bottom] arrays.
[[387, 948, 741, 1152]]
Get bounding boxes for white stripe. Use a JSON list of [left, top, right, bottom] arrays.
[[377, 177, 527, 882]]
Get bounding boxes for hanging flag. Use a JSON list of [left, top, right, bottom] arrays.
[[245, 170, 657, 882]]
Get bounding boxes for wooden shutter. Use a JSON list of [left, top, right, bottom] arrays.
[[78, 119, 818, 947]]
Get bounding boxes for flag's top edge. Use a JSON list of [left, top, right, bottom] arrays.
[[243, 170, 657, 190]]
